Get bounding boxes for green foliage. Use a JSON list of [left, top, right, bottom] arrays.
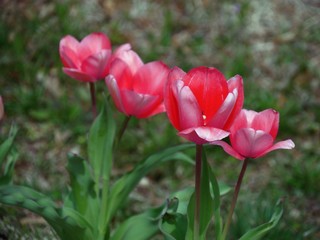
[[65, 154, 99, 226], [0, 102, 197, 240], [159, 187, 194, 239], [0, 125, 18, 185], [186, 148, 223, 240], [0, 185, 94, 240], [239, 200, 284, 240], [111, 204, 163, 240], [107, 144, 194, 224], [88, 99, 116, 187]]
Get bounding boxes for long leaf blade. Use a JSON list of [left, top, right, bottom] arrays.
[[88, 98, 116, 186], [239, 200, 284, 240], [65, 153, 99, 226], [0, 125, 18, 167], [206, 153, 223, 240], [107, 144, 194, 224], [0, 185, 94, 239], [186, 148, 215, 240], [111, 205, 164, 240]]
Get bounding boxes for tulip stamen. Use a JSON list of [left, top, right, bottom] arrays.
[[202, 114, 207, 125]]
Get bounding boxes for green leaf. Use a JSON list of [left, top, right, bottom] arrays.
[[61, 206, 95, 233], [0, 148, 19, 185], [88, 98, 116, 188], [160, 197, 188, 240], [107, 144, 194, 224], [239, 200, 284, 240], [171, 187, 194, 215], [65, 153, 99, 226], [186, 147, 223, 240], [186, 148, 212, 240], [218, 181, 232, 196], [207, 155, 223, 240], [0, 185, 94, 240], [161, 212, 188, 240], [111, 205, 164, 240], [0, 124, 18, 167]]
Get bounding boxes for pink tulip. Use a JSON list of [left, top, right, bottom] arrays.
[[59, 32, 112, 82], [105, 44, 170, 118], [164, 66, 244, 144], [212, 109, 295, 160], [0, 96, 3, 120]]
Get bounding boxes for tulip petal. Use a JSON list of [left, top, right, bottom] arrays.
[[183, 67, 228, 120], [176, 82, 203, 130], [167, 66, 186, 82], [105, 75, 126, 114], [120, 90, 161, 118], [207, 88, 237, 128], [224, 75, 244, 129], [60, 48, 80, 69], [116, 49, 144, 75], [109, 59, 134, 89], [164, 67, 186, 130], [145, 103, 166, 118], [242, 109, 257, 125], [231, 128, 274, 158], [59, 35, 79, 52], [112, 43, 131, 60], [211, 140, 245, 160], [252, 109, 279, 139], [63, 68, 95, 82], [81, 50, 112, 80], [79, 32, 111, 61], [229, 109, 250, 132], [59, 35, 81, 68], [256, 139, 295, 158], [179, 126, 229, 145], [133, 61, 169, 96]]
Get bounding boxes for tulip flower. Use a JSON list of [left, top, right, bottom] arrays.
[[212, 109, 295, 160], [59, 32, 112, 82], [215, 109, 295, 240], [0, 96, 3, 120], [164, 66, 244, 144], [105, 44, 170, 118]]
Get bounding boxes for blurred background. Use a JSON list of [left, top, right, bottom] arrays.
[[0, 0, 319, 239]]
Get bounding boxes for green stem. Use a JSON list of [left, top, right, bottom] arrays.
[[89, 82, 97, 118], [194, 144, 202, 240], [118, 116, 131, 144], [221, 158, 249, 240]]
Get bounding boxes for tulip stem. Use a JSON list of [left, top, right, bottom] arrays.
[[116, 115, 131, 146], [222, 158, 249, 240], [89, 82, 97, 118], [194, 144, 202, 240]]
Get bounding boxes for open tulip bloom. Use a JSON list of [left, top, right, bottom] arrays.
[[59, 32, 112, 117], [211, 108, 295, 239], [105, 44, 170, 118], [212, 109, 295, 160], [164, 66, 244, 144], [59, 32, 112, 82]]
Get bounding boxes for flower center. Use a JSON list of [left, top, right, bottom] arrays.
[[203, 114, 207, 125]]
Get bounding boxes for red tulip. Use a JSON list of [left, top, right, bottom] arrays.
[[59, 32, 112, 82], [0, 96, 3, 120], [164, 66, 244, 144], [105, 44, 170, 118], [212, 109, 295, 160]]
